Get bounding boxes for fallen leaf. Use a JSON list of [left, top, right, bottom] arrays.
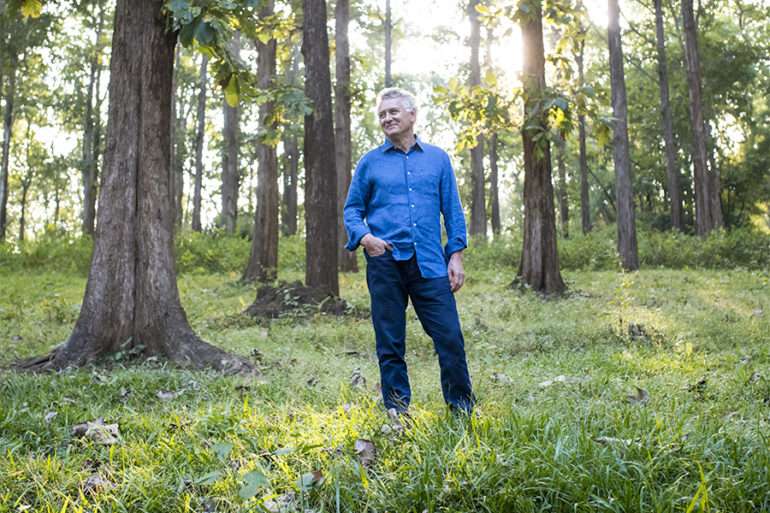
[[354, 439, 376, 467], [593, 436, 638, 447], [83, 473, 113, 494], [118, 387, 131, 399], [44, 411, 57, 423], [538, 375, 590, 388], [752, 308, 764, 317], [688, 377, 707, 394], [239, 470, 269, 499], [306, 376, 319, 387], [748, 371, 762, 384], [491, 372, 512, 384], [72, 418, 121, 445], [298, 470, 325, 491], [626, 386, 649, 405], [350, 368, 366, 388], [262, 492, 296, 513], [157, 390, 184, 401]]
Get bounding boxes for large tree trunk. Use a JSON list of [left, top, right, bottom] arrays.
[[681, 0, 721, 234], [335, 0, 357, 272], [517, 1, 565, 295], [191, 53, 208, 232], [653, 0, 682, 231], [281, 134, 299, 236], [221, 33, 241, 234], [488, 132, 501, 236], [302, 0, 338, 295], [468, 0, 486, 239], [19, 0, 251, 372], [384, 0, 392, 87], [608, 0, 639, 271], [556, 134, 569, 238], [0, 53, 15, 241], [81, 5, 105, 237], [243, 4, 279, 283], [576, 36, 591, 234]]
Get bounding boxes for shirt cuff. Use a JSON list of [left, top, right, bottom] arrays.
[[345, 228, 371, 251], [444, 238, 467, 260]]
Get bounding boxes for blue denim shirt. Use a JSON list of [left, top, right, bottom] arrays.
[[343, 136, 468, 278]]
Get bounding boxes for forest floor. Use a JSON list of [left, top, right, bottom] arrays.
[[1, 264, 769, 512]]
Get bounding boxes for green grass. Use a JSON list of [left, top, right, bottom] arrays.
[[1, 260, 769, 512]]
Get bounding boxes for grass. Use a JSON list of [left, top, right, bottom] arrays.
[[1, 255, 769, 512]]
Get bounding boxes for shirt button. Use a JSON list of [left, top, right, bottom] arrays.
[[414, 242, 418, 245], [413, 223, 417, 226], [411, 204, 415, 208], [409, 187, 413, 191]]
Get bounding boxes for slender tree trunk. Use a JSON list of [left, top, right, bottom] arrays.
[[172, 48, 186, 228], [82, 5, 105, 237], [653, 0, 682, 231], [244, 5, 279, 282], [0, 54, 15, 241], [468, 0, 486, 239], [303, 0, 338, 295], [384, 0, 392, 87], [19, 0, 250, 372], [335, 0, 357, 272], [19, 122, 33, 242], [681, 0, 721, 234], [281, 134, 299, 236], [517, 0, 565, 295], [221, 33, 241, 234], [192, 53, 208, 232], [576, 37, 591, 234], [556, 134, 569, 238], [169, 43, 179, 225], [608, 0, 639, 270], [705, 119, 724, 228], [488, 133, 501, 236]]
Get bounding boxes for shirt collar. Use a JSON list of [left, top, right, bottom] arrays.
[[381, 135, 424, 153]]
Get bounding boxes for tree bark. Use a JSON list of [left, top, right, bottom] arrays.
[[244, 5, 279, 283], [384, 0, 392, 87], [576, 36, 591, 234], [281, 134, 299, 236], [171, 45, 186, 228], [681, 0, 721, 234], [302, 0, 339, 295], [335, 0, 357, 272], [556, 134, 569, 238], [517, 1, 565, 295], [468, 0, 486, 240], [18, 0, 251, 372], [192, 53, 208, 232], [81, 4, 105, 237], [0, 53, 15, 241], [221, 33, 241, 234], [488, 132, 501, 236], [608, 0, 639, 270], [653, 0, 682, 231]]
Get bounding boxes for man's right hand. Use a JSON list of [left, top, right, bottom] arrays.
[[361, 234, 392, 257]]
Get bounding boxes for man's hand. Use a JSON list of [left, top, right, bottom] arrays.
[[361, 234, 392, 257], [448, 251, 465, 292]]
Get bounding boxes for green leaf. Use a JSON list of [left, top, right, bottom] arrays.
[[194, 20, 216, 45], [238, 470, 269, 499], [224, 74, 240, 108], [212, 441, 233, 460], [21, 0, 43, 18], [179, 17, 201, 47], [195, 470, 224, 485]]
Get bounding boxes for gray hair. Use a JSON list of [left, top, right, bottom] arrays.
[[376, 87, 418, 113]]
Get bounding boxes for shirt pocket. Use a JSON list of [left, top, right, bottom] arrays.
[[412, 167, 440, 197]]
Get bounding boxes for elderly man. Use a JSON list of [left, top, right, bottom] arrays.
[[343, 87, 474, 415]]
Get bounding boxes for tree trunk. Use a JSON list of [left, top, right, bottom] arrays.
[[468, 0, 486, 240], [517, 1, 565, 295], [18, 0, 251, 372], [0, 54, 15, 241], [172, 45, 186, 228], [169, 43, 179, 225], [653, 0, 682, 231], [488, 132, 501, 236], [576, 37, 591, 234], [556, 134, 569, 239], [384, 0, 392, 87], [281, 134, 299, 236], [192, 53, 208, 232], [81, 5, 105, 237], [705, 119, 724, 228], [681, 0, 721, 235], [244, 5, 279, 283], [335, 0, 357, 272], [302, 0, 338, 295], [19, 122, 33, 242], [608, 0, 639, 271], [221, 33, 241, 234]]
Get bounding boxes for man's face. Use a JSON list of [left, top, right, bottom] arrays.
[[377, 97, 416, 139]]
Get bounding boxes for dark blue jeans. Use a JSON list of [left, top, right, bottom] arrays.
[[365, 252, 474, 413]]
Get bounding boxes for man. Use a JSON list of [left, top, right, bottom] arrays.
[[343, 87, 474, 415]]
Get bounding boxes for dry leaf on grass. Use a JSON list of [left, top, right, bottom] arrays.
[[71, 418, 121, 445], [262, 492, 296, 513], [350, 368, 366, 388], [354, 439, 376, 467], [44, 411, 57, 423], [626, 386, 650, 404], [83, 473, 113, 494], [538, 375, 590, 388], [157, 390, 184, 401], [491, 372, 512, 384]]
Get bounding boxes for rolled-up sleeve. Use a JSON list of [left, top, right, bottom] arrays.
[[343, 158, 371, 251], [439, 153, 467, 258]]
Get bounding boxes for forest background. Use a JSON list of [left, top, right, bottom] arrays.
[[1, 0, 770, 511]]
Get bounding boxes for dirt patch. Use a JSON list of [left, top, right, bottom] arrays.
[[245, 281, 364, 319]]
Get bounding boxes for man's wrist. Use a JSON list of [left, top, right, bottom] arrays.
[[449, 250, 464, 261]]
